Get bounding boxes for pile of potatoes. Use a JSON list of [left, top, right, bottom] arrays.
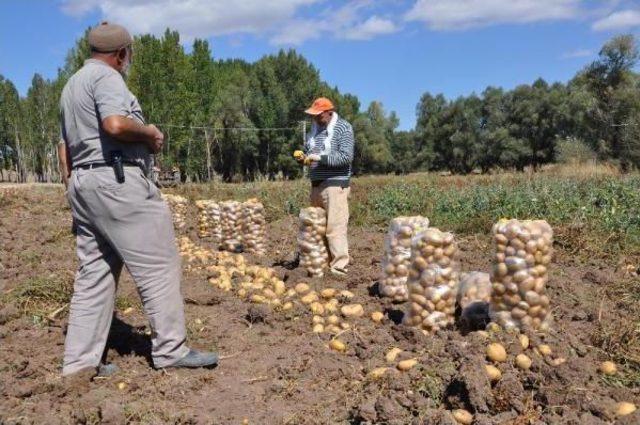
[[195, 200, 221, 240], [242, 199, 267, 255], [206, 255, 263, 294], [207, 265, 233, 291], [223, 265, 288, 307], [379, 216, 430, 302], [300, 285, 358, 335], [403, 228, 459, 334], [161, 194, 188, 229], [177, 236, 197, 258], [220, 200, 243, 252], [457, 271, 492, 323], [297, 207, 329, 277], [489, 219, 553, 332], [215, 249, 247, 269], [177, 236, 216, 270]]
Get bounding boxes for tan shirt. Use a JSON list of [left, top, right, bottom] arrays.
[[59, 59, 151, 172]]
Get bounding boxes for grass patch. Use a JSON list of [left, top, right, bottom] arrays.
[[17, 249, 42, 265], [2, 275, 73, 320], [414, 367, 446, 406], [115, 295, 139, 311]]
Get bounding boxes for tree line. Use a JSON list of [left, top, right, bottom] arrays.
[[1, 30, 638, 183]]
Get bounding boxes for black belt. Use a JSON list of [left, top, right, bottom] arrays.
[[74, 161, 142, 171], [311, 180, 350, 189]]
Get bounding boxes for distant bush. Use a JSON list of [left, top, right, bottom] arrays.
[[556, 137, 597, 164]]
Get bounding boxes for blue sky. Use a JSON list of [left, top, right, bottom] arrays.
[[1, 0, 640, 130]]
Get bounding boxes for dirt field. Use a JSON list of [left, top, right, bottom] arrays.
[[1, 183, 639, 425]]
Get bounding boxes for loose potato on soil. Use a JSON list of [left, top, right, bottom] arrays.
[[385, 347, 403, 363], [599, 361, 617, 375], [485, 364, 502, 382], [615, 402, 637, 417], [368, 367, 389, 380], [370, 311, 384, 323], [329, 339, 346, 352], [452, 409, 473, 425], [397, 359, 418, 371], [515, 354, 532, 370], [487, 343, 507, 363], [341, 304, 364, 318]]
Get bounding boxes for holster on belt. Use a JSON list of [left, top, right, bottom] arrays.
[[111, 151, 125, 183]]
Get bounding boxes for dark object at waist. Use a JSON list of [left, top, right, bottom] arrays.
[[311, 179, 350, 189], [73, 161, 144, 171]]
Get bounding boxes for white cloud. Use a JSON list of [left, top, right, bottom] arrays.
[[592, 9, 640, 31], [60, 0, 102, 17], [269, 1, 398, 45], [60, 0, 320, 41], [561, 48, 593, 59], [405, 0, 583, 30], [60, 0, 397, 45], [270, 20, 323, 45], [343, 16, 397, 40]]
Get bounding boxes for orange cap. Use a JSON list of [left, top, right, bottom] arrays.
[[305, 97, 335, 115]]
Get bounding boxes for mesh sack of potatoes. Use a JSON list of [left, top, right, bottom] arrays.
[[379, 216, 430, 302], [489, 219, 553, 332], [297, 207, 329, 277], [195, 200, 215, 239], [457, 271, 492, 326], [161, 194, 188, 230], [220, 200, 243, 252], [403, 228, 459, 334], [207, 201, 222, 245], [242, 198, 267, 255]]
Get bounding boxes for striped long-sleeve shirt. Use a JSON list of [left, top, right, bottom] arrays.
[[305, 117, 355, 184]]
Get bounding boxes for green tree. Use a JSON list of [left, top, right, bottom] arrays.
[[389, 130, 416, 174], [352, 101, 395, 174], [62, 28, 92, 78], [0, 76, 25, 178], [578, 34, 640, 169], [23, 74, 59, 180], [414, 93, 447, 170]]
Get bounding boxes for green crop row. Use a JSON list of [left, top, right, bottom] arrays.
[[171, 171, 640, 256]]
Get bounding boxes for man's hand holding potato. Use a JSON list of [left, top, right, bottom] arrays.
[[293, 150, 307, 164]]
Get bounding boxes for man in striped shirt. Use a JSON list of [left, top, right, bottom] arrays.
[[301, 97, 355, 276]]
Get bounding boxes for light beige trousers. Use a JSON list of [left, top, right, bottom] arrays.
[[63, 167, 188, 375], [310, 183, 351, 271]]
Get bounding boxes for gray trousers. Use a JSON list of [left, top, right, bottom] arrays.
[[63, 166, 189, 375]]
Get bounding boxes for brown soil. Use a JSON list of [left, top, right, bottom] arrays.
[[1, 186, 639, 425]]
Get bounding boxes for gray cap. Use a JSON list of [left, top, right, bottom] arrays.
[[88, 22, 132, 53]]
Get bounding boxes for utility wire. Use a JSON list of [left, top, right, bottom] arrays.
[[611, 123, 637, 127], [155, 123, 302, 131]]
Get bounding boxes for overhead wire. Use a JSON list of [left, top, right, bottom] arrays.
[[154, 123, 302, 131]]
